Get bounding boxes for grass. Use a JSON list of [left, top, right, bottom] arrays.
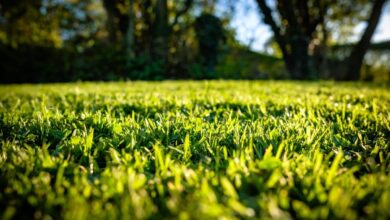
[[0, 81, 389, 219]]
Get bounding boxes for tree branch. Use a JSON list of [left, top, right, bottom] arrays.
[[255, 0, 289, 57], [278, 0, 299, 30], [345, 0, 387, 80]]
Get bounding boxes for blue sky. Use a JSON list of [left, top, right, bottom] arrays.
[[225, 1, 390, 51]]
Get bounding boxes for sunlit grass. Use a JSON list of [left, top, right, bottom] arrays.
[[0, 81, 389, 219]]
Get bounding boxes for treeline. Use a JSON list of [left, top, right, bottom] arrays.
[[0, 0, 234, 82], [0, 0, 389, 83]]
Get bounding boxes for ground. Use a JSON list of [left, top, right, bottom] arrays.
[[0, 81, 389, 219]]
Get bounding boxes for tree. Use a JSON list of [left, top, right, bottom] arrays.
[[343, 0, 387, 80], [102, 0, 135, 57], [152, 0, 194, 73], [101, 0, 194, 71], [152, 0, 169, 63], [254, 0, 388, 80], [255, 0, 327, 79], [194, 13, 225, 75], [0, 0, 63, 47]]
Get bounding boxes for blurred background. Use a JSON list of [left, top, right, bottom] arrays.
[[0, 0, 389, 83]]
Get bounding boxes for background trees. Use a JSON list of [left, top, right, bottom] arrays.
[[254, 0, 388, 80], [0, 0, 389, 82]]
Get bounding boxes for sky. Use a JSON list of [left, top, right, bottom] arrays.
[[226, 1, 390, 52]]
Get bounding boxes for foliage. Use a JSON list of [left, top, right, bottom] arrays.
[[195, 13, 225, 74], [1, 81, 390, 219], [0, 0, 105, 48]]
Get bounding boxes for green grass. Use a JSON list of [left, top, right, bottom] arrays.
[[0, 81, 389, 219]]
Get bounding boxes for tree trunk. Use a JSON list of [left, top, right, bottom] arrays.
[[140, 0, 153, 56], [256, 0, 317, 80], [124, 0, 135, 59], [289, 35, 314, 80], [344, 0, 386, 81], [102, 0, 118, 43], [153, 0, 169, 64]]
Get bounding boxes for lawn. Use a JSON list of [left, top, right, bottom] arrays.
[[0, 81, 389, 219]]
